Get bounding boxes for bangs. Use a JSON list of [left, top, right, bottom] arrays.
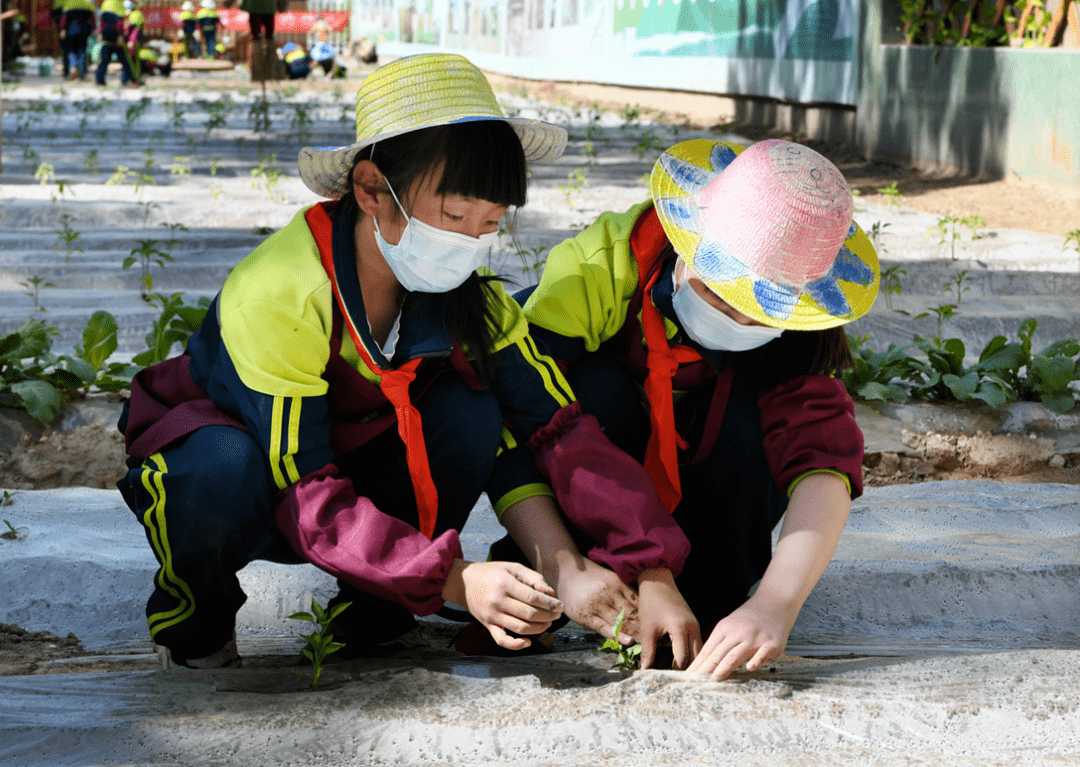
[[370, 121, 528, 209], [434, 121, 528, 208]]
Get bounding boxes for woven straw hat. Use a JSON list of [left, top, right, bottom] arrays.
[[298, 53, 568, 199], [649, 138, 879, 330]]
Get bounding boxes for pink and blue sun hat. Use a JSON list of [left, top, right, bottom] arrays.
[[298, 53, 568, 199], [649, 138, 879, 330]]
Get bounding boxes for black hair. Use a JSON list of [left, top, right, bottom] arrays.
[[348, 120, 528, 381]]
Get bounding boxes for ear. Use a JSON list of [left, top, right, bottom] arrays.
[[352, 159, 383, 216]]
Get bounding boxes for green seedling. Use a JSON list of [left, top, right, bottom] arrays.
[[210, 184, 226, 202], [107, 166, 156, 194], [197, 96, 234, 139], [290, 102, 314, 144], [1, 518, 28, 541], [124, 97, 152, 131], [125, 239, 173, 298], [558, 168, 588, 207], [138, 201, 161, 229], [1, 491, 15, 507], [632, 128, 663, 160], [210, 158, 223, 176], [946, 269, 971, 306], [84, 149, 100, 176], [248, 96, 272, 134], [22, 145, 38, 166], [54, 214, 84, 263], [35, 163, 55, 186], [619, 104, 642, 129], [914, 302, 959, 348], [171, 156, 193, 181], [877, 182, 903, 210], [881, 265, 906, 311], [143, 147, 156, 172], [250, 154, 287, 204], [252, 226, 274, 235], [869, 221, 890, 255], [21, 276, 56, 314], [1063, 229, 1080, 260], [928, 214, 985, 261], [289, 599, 351, 691], [597, 608, 641, 670]]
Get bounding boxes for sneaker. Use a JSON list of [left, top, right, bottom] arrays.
[[155, 633, 242, 669]]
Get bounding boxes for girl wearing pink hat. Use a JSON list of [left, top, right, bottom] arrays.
[[496, 138, 880, 675]]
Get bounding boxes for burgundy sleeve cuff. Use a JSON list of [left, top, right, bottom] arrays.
[[758, 375, 865, 501], [274, 464, 463, 616], [527, 402, 691, 583]]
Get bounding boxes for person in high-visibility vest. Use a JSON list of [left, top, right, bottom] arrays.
[[138, 44, 172, 76], [59, 0, 96, 80], [281, 41, 310, 79], [51, 0, 69, 78], [95, 0, 137, 86], [120, 0, 145, 83], [196, 0, 219, 58], [179, 0, 200, 58]]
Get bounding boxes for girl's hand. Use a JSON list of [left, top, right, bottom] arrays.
[[636, 568, 701, 670], [443, 560, 564, 650], [685, 593, 796, 680], [556, 557, 640, 644]]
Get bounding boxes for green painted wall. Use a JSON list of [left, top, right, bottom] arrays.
[[857, 0, 1080, 185]]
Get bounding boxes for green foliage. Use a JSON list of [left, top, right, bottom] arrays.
[[1064, 229, 1080, 259], [597, 609, 642, 670], [250, 154, 287, 204], [196, 96, 235, 139], [289, 599, 351, 691], [844, 319, 1080, 414], [558, 168, 589, 207], [21, 276, 55, 314], [929, 214, 986, 261], [133, 293, 212, 367]]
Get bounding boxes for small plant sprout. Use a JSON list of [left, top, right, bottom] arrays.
[[210, 184, 226, 202], [290, 102, 314, 144], [289, 598, 351, 691], [250, 154, 287, 204], [558, 168, 589, 207], [54, 214, 84, 262], [914, 302, 959, 348], [143, 147, 156, 172], [881, 265, 906, 311], [929, 214, 983, 261], [597, 608, 642, 670], [123, 97, 152, 131], [84, 149, 100, 176], [2, 491, 16, 507], [1063, 229, 1080, 261], [21, 276, 56, 313], [946, 269, 972, 306], [877, 182, 904, 210], [869, 221, 891, 255], [107, 165, 156, 195], [2, 517, 28, 541], [125, 239, 174, 299], [209, 158, 224, 176], [171, 157, 193, 182], [138, 201, 161, 229], [35, 162, 56, 186]]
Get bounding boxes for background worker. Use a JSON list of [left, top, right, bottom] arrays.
[[282, 41, 310, 79], [179, 0, 199, 58], [310, 41, 345, 78], [51, 0, 69, 78], [196, 0, 219, 58], [122, 0, 144, 84], [59, 0, 95, 80], [95, 0, 137, 86]]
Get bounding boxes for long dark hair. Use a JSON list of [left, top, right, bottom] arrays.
[[345, 120, 528, 381]]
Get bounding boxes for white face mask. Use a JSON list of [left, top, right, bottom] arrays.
[[671, 259, 784, 351], [372, 178, 496, 294]]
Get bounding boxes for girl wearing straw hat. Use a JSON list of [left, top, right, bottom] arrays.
[[497, 138, 879, 674], [117, 53, 696, 669]]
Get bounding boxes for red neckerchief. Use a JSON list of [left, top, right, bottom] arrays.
[[305, 202, 439, 539], [629, 208, 699, 514]]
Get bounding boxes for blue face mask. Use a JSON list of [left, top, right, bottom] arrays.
[[671, 259, 784, 351], [372, 178, 497, 294]]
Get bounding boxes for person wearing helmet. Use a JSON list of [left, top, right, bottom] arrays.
[[310, 41, 345, 79], [281, 41, 310, 79], [95, 0, 137, 86], [196, 0, 219, 58], [179, 0, 199, 58]]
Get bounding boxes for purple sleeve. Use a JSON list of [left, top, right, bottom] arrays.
[[758, 374, 865, 500], [527, 402, 691, 584], [274, 464, 463, 615]]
